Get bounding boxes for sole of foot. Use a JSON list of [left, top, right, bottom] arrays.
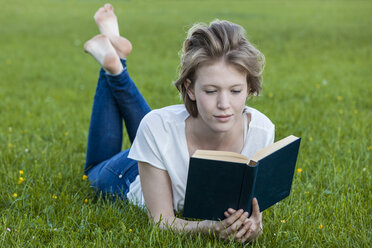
[[94, 3, 120, 37], [94, 3, 133, 59], [84, 34, 123, 75], [110, 36, 133, 59]]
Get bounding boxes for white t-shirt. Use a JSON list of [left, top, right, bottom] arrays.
[[127, 104, 275, 211]]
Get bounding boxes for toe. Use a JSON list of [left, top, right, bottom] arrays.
[[104, 3, 113, 11], [94, 7, 105, 18]]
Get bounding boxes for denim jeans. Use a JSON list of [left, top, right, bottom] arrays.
[[85, 59, 151, 197]]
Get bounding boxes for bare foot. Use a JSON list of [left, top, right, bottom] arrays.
[[109, 36, 132, 59], [94, 3, 119, 37], [84, 34, 123, 74], [94, 3, 132, 58]]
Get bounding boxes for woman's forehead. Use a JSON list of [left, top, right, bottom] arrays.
[[194, 60, 247, 86]]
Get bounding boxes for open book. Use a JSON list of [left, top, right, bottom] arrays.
[[183, 135, 301, 220]]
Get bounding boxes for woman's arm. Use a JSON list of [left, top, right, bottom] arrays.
[[138, 161, 260, 242]]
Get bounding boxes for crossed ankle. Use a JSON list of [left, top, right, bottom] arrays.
[[105, 67, 125, 76]]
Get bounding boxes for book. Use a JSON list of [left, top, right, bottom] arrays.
[[182, 135, 301, 221]]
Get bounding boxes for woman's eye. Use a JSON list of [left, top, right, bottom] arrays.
[[205, 90, 216, 94], [231, 90, 242, 94]]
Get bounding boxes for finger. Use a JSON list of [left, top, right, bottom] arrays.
[[224, 208, 237, 218], [242, 226, 253, 242], [228, 208, 237, 214], [226, 211, 248, 234], [242, 221, 261, 243], [251, 198, 261, 217], [233, 221, 252, 240], [222, 209, 244, 227]]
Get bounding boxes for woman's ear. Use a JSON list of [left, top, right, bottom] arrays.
[[185, 79, 196, 101]]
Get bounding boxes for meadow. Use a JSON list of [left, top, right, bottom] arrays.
[[0, 0, 371, 247]]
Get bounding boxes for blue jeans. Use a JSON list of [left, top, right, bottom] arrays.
[[85, 59, 151, 197]]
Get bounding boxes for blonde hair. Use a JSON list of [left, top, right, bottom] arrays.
[[174, 20, 265, 117]]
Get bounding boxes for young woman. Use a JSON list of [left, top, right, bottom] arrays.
[[84, 4, 274, 243]]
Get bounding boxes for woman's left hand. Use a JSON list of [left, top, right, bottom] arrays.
[[223, 198, 262, 242]]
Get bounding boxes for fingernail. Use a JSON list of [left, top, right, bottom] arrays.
[[239, 209, 244, 213]]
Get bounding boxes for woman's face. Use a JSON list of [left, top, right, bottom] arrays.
[[187, 59, 249, 134]]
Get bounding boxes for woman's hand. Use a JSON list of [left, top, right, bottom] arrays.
[[222, 198, 262, 242], [202, 198, 262, 242], [202, 208, 249, 241]]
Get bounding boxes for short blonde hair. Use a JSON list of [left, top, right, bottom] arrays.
[[174, 20, 265, 117]]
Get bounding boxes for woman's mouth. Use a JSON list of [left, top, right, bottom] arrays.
[[214, 115, 232, 122]]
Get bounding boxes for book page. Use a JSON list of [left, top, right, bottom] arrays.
[[192, 150, 249, 164], [251, 135, 299, 162]]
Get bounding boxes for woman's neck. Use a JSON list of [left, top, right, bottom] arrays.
[[185, 114, 245, 156]]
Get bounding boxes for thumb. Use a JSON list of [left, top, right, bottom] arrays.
[[251, 198, 261, 217]]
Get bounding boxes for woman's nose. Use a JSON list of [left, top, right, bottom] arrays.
[[217, 93, 229, 110]]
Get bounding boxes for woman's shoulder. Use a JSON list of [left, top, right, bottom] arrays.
[[245, 106, 274, 131], [142, 104, 188, 124]]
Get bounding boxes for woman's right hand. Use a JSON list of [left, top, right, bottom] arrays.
[[201, 209, 251, 242]]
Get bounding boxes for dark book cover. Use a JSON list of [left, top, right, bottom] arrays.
[[183, 158, 255, 220], [253, 138, 301, 212], [182, 137, 301, 220]]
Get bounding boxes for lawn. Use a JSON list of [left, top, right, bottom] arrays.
[[0, 0, 371, 247]]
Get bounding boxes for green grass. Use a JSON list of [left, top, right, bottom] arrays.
[[1, 0, 371, 247]]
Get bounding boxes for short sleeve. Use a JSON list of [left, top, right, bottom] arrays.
[[242, 107, 276, 158], [267, 124, 275, 145], [128, 111, 167, 171]]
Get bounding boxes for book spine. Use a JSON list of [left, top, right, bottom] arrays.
[[238, 165, 258, 215]]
